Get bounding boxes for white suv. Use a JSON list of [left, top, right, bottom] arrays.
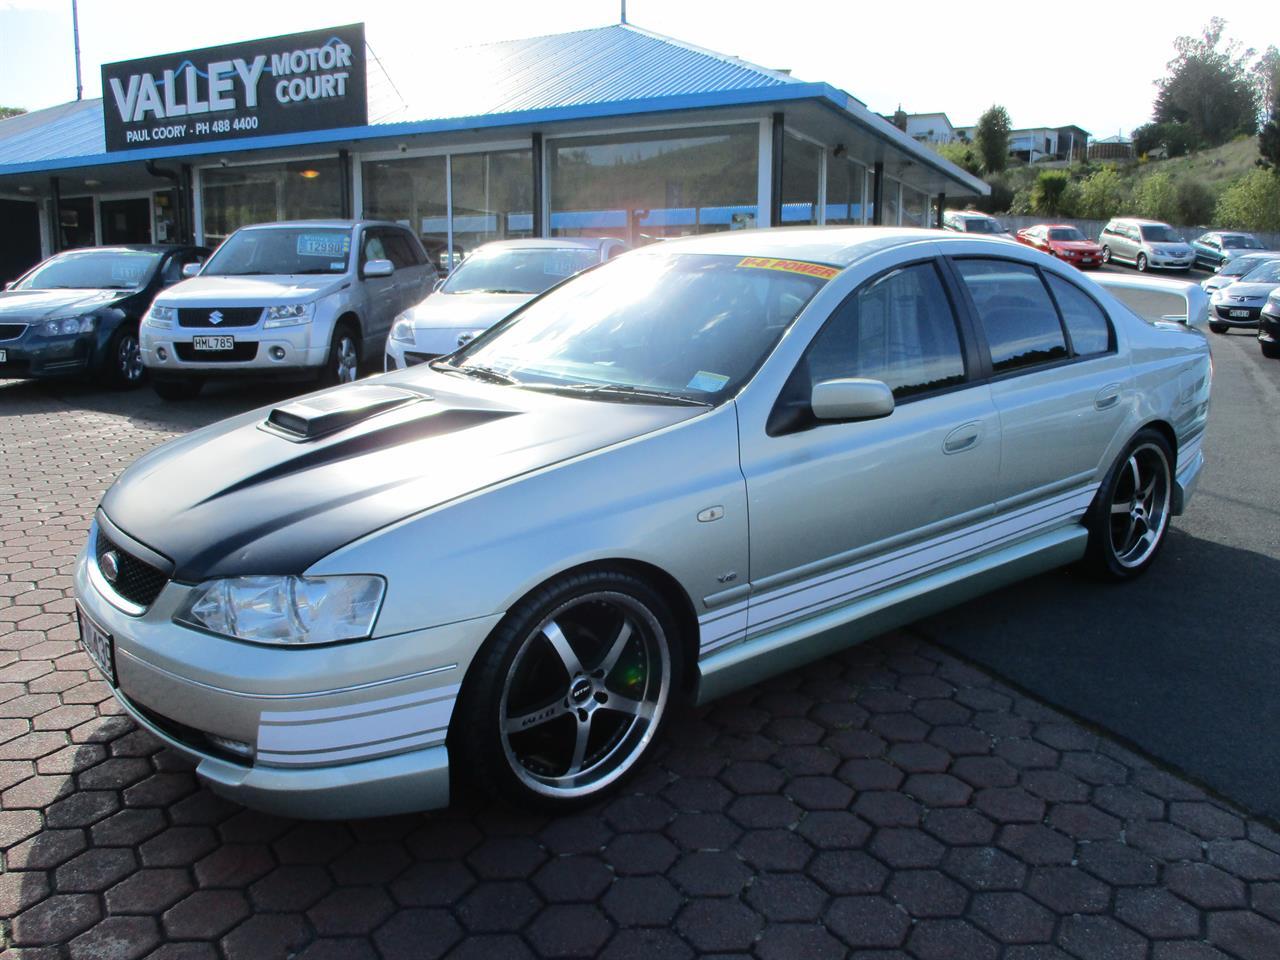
[[141, 220, 435, 400]]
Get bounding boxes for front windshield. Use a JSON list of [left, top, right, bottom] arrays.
[[1240, 261, 1280, 284], [202, 227, 351, 276], [1140, 225, 1184, 243], [1048, 228, 1086, 242], [14, 249, 161, 290], [1223, 235, 1263, 250], [442, 247, 600, 295], [442, 253, 832, 403], [1224, 255, 1275, 277], [962, 218, 1000, 234]]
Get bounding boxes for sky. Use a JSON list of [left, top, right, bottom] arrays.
[[0, 0, 1274, 138]]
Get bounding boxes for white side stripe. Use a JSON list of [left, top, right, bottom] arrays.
[[699, 485, 1098, 653]]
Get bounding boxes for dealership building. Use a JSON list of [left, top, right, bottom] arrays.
[[0, 21, 986, 283]]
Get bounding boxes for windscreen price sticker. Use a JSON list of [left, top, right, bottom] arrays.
[[296, 234, 349, 258]]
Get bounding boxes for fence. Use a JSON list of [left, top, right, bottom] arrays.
[[999, 215, 1280, 251]]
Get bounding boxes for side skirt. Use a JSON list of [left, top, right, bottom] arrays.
[[694, 525, 1088, 705]]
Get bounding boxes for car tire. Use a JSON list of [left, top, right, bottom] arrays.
[[100, 326, 146, 389], [1081, 428, 1175, 581], [152, 378, 204, 401], [1261, 339, 1280, 359], [1209, 322, 1228, 334], [1101, 246, 1111, 264], [321, 323, 360, 387], [454, 567, 683, 812], [1136, 253, 1148, 273]]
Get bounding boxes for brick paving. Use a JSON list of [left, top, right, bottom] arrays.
[[3, 378, 1280, 959]]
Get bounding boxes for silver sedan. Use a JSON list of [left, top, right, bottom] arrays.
[[74, 228, 1211, 817]]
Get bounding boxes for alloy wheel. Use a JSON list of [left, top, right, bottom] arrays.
[[499, 591, 671, 800], [117, 332, 144, 383], [333, 335, 359, 384], [1108, 442, 1171, 569]]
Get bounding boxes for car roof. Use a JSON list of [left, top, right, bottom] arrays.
[[51, 244, 201, 254], [946, 210, 996, 219], [634, 226, 1009, 269], [237, 219, 402, 231], [1113, 218, 1169, 226], [469, 238, 618, 254]]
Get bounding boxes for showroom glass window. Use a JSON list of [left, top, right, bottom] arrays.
[[954, 259, 1068, 372], [361, 155, 448, 269], [881, 177, 902, 226], [450, 150, 535, 259], [798, 262, 967, 400], [824, 155, 866, 225], [549, 125, 758, 245], [202, 158, 342, 245], [781, 132, 821, 226], [901, 186, 929, 227]]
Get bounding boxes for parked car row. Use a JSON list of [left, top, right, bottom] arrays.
[[0, 221, 630, 396]]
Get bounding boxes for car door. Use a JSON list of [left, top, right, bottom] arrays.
[[386, 228, 433, 313], [359, 228, 401, 346], [737, 258, 1000, 639], [950, 256, 1128, 519]]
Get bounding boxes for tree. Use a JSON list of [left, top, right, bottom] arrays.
[[1132, 121, 1200, 159], [1215, 168, 1280, 231], [1030, 170, 1071, 216], [0, 106, 26, 120], [1074, 167, 1127, 220], [934, 141, 981, 176], [1175, 179, 1215, 225], [1134, 172, 1180, 223], [1259, 56, 1280, 169], [1154, 19, 1259, 147], [974, 105, 1012, 175]]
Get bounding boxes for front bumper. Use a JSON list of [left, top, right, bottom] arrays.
[[1259, 310, 1280, 346], [1148, 257, 1193, 270], [1211, 303, 1262, 327], [141, 323, 327, 377], [385, 327, 481, 371], [73, 523, 501, 818], [0, 329, 96, 379]]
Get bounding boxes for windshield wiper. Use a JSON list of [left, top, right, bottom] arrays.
[[431, 362, 518, 385], [524, 383, 711, 407]]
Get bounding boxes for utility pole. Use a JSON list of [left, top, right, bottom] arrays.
[[72, 0, 83, 101]]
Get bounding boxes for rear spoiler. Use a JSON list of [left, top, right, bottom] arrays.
[[1092, 273, 1209, 331]]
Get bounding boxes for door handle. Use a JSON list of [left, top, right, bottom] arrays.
[[943, 422, 983, 454], [1094, 384, 1121, 410]]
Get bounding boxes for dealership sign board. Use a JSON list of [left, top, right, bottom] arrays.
[[101, 24, 367, 152]]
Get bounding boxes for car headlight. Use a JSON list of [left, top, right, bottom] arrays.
[[177, 575, 385, 646], [1210, 290, 1225, 303], [41, 314, 96, 336], [145, 305, 176, 328], [263, 303, 315, 329], [391, 317, 416, 343]]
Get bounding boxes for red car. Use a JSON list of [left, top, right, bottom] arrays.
[[1016, 223, 1104, 269]]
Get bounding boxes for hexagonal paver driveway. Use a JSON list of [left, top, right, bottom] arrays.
[[4, 379, 1280, 959]]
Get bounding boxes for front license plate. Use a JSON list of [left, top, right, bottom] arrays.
[[1230, 310, 1250, 318], [76, 604, 116, 685], [0, 349, 6, 363], [193, 335, 234, 351]]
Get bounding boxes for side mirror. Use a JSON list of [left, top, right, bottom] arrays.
[[181, 262, 201, 278], [811, 378, 895, 422], [363, 258, 394, 279]]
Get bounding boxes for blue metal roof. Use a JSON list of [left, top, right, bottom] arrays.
[[0, 24, 986, 195]]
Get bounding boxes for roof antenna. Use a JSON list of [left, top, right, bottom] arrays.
[[72, 0, 83, 101], [620, 0, 627, 24]]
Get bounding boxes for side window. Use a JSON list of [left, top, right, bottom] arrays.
[[159, 255, 183, 286], [1045, 274, 1112, 357], [801, 261, 967, 401], [362, 232, 388, 264], [381, 232, 415, 270], [954, 259, 1067, 373]]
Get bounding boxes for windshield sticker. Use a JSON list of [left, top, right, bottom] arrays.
[[110, 262, 148, 284], [687, 371, 731, 393], [737, 257, 839, 280], [545, 252, 581, 277], [296, 234, 349, 258]]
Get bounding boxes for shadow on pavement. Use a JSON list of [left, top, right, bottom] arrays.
[[918, 526, 1280, 821]]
